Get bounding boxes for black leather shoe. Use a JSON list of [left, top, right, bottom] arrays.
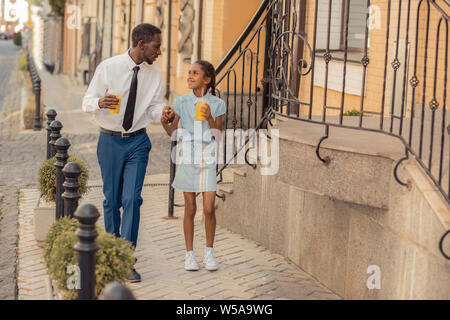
[[126, 269, 141, 283]]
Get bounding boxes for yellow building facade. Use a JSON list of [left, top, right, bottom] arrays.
[[62, 0, 263, 99], [60, 0, 448, 120]]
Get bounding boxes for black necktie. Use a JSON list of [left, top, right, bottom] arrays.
[[123, 66, 140, 131]]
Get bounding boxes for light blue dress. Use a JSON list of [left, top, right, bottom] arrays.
[[171, 91, 227, 192]]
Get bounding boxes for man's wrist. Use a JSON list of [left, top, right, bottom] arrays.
[[94, 98, 102, 110]]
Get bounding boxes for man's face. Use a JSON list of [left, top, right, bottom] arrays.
[[140, 33, 162, 65]]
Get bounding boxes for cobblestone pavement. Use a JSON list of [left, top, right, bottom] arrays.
[[17, 174, 340, 300], [0, 41, 25, 299]]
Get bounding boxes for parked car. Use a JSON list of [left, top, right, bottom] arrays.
[[0, 30, 14, 40]]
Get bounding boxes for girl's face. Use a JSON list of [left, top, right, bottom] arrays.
[[187, 63, 211, 91]]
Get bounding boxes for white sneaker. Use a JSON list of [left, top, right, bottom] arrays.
[[184, 251, 199, 271], [203, 247, 219, 271]]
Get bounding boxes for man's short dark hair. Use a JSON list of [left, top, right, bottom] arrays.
[[131, 24, 161, 47]]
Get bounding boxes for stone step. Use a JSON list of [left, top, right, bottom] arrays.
[[231, 168, 247, 177], [218, 184, 233, 194]]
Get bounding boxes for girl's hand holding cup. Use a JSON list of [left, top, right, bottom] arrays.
[[198, 104, 211, 121]]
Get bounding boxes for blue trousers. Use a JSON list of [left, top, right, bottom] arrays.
[[97, 132, 151, 248]]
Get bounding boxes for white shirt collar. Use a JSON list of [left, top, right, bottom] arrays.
[[125, 49, 145, 71], [189, 90, 212, 100]]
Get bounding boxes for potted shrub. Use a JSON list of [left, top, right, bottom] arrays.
[[43, 217, 135, 300], [34, 155, 89, 243], [13, 32, 22, 47]]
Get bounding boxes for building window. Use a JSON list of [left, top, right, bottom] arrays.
[[313, 0, 370, 95], [315, 0, 369, 62]]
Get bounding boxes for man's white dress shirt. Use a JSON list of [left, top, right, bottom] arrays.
[[82, 50, 165, 132]]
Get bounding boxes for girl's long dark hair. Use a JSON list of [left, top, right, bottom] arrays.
[[194, 60, 216, 96]]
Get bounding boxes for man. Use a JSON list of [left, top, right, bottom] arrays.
[[82, 23, 169, 282]]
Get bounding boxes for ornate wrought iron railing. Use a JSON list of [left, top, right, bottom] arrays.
[[214, 0, 274, 180], [167, 0, 450, 259], [167, 0, 274, 216], [267, 0, 449, 205], [266, 0, 449, 259]]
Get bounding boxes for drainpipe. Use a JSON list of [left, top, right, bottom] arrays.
[[102, 0, 106, 50], [127, 0, 132, 48], [136, 0, 144, 25], [165, 0, 172, 100], [110, 0, 114, 56], [197, 0, 203, 60]]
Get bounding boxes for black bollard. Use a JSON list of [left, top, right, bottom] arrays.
[[74, 203, 100, 300], [62, 162, 81, 218], [98, 281, 136, 300], [55, 137, 70, 219], [46, 109, 57, 159], [33, 78, 41, 131], [49, 120, 63, 158]]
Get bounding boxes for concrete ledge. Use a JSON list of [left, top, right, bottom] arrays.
[[404, 162, 450, 230], [216, 119, 450, 299], [273, 117, 410, 209]]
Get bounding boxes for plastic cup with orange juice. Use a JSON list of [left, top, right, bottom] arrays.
[[107, 90, 123, 114], [195, 88, 209, 121]]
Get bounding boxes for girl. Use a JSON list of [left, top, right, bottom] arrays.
[[161, 60, 226, 271]]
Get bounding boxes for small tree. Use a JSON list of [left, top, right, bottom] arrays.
[[13, 32, 22, 46], [48, 0, 66, 16]]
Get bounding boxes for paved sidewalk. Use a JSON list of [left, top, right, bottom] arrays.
[[17, 174, 340, 300], [17, 189, 50, 300]]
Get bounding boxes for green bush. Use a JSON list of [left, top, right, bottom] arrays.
[[38, 155, 89, 203], [44, 218, 135, 300], [49, 0, 67, 16], [44, 217, 78, 264], [18, 55, 27, 70], [13, 32, 22, 46], [343, 109, 361, 116]]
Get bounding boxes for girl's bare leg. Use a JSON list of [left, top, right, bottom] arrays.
[[183, 192, 197, 251], [202, 191, 216, 247]]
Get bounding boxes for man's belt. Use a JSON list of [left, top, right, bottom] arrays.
[[100, 127, 146, 137]]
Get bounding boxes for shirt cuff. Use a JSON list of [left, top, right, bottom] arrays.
[[82, 97, 101, 112], [150, 104, 165, 122]]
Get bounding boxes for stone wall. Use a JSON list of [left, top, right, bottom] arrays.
[[216, 117, 450, 299]]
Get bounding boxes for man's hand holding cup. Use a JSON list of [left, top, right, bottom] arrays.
[[98, 94, 120, 109]]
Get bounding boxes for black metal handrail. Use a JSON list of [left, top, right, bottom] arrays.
[[267, 0, 449, 204], [215, 0, 271, 75], [214, 0, 275, 180], [166, 0, 274, 213]]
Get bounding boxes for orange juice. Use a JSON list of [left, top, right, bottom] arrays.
[[195, 95, 209, 121], [109, 95, 122, 114]]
